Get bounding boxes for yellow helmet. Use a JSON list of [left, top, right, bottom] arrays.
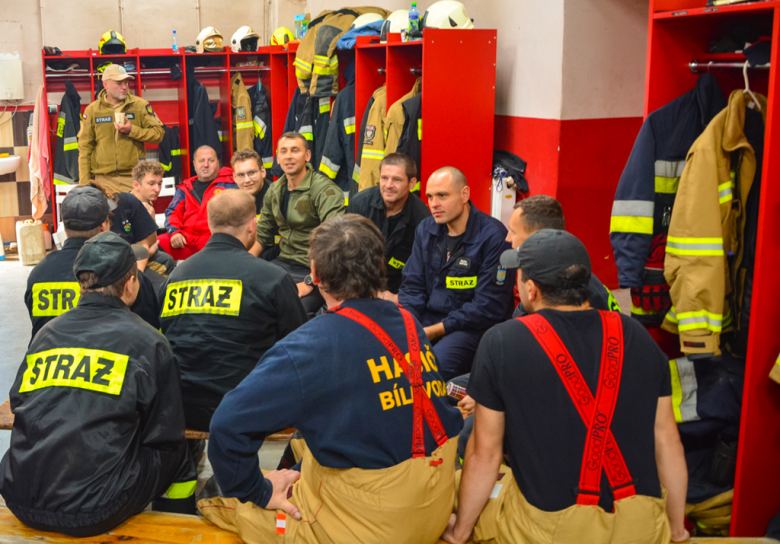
[[98, 30, 127, 55], [271, 27, 295, 46], [196, 27, 224, 54]]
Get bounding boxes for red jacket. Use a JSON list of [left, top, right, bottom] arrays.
[[164, 167, 237, 244]]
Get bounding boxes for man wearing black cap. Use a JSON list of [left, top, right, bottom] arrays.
[[442, 230, 689, 544], [1, 232, 197, 537], [24, 185, 159, 340]]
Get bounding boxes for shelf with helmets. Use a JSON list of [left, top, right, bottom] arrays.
[[40, 6, 496, 221]]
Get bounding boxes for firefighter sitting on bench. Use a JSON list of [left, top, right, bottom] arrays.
[[198, 214, 464, 544]]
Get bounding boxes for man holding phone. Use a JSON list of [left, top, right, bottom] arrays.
[[78, 64, 165, 193]]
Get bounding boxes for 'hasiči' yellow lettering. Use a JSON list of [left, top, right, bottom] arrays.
[[379, 391, 395, 410], [366, 356, 394, 383]]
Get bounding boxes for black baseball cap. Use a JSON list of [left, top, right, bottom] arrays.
[[500, 229, 591, 287], [73, 232, 137, 288], [61, 186, 117, 231]]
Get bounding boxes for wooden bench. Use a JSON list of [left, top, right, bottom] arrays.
[[0, 399, 294, 442], [0, 506, 242, 543]]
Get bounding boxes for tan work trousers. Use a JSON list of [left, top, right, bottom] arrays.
[[90, 174, 133, 194], [462, 465, 671, 544], [199, 437, 458, 544]]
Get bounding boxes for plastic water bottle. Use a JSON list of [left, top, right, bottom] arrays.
[[172, 30, 178, 52], [408, 2, 420, 41]]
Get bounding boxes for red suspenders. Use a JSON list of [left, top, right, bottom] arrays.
[[519, 310, 637, 505], [332, 305, 449, 458]]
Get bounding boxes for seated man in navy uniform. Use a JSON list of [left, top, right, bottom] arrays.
[[349, 152, 430, 301], [24, 185, 159, 340], [399, 166, 515, 380], [1, 232, 196, 537], [198, 215, 463, 544]]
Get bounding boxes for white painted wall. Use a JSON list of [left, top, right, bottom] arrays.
[[1, 0, 648, 119], [561, 0, 648, 120]]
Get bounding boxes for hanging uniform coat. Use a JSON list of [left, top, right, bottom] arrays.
[[663, 90, 767, 357], [352, 91, 376, 197], [319, 81, 356, 195], [358, 86, 387, 191], [247, 81, 273, 169], [158, 125, 183, 185], [186, 64, 222, 160], [230, 73, 254, 153], [53, 80, 81, 185], [294, 7, 390, 97], [385, 78, 422, 156], [610, 74, 726, 326], [397, 93, 422, 185], [299, 95, 332, 170]]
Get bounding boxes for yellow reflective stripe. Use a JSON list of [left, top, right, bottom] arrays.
[[345, 124, 355, 134], [171, 149, 183, 156], [352, 164, 361, 182], [63, 142, 78, 151], [361, 149, 385, 160], [161, 279, 243, 317], [606, 286, 621, 312], [718, 180, 733, 204], [666, 236, 724, 256], [302, 132, 313, 141], [674, 308, 725, 332], [53, 179, 75, 185], [418, 118, 422, 140], [319, 161, 338, 179], [313, 55, 329, 66], [655, 176, 680, 194], [669, 359, 684, 423], [31, 282, 80, 317], [165, 480, 197, 499], [274, 235, 281, 244], [631, 302, 661, 316], [295, 69, 311, 80], [263, 161, 273, 169], [412, 181, 420, 192], [235, 122, 253, 130], [319, 98, 331, 114], [20, 348, 129, 396], [57, 117, 65, 137], [313, 65, 338, 76], [388, 257, 406, 269], [446, 276, 477, 289], [161, 162, 172, 171], [294, 58, 312, 70], [344, 197, 349, 206], [254, 117, 267, 139], [610, 216, 653, 235]]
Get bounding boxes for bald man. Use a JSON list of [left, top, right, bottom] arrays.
[[159, 189, 307, 432], [398, 167, 515, 380]]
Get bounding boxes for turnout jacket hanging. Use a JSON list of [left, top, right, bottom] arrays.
[[294, 7, 390, 97], [662, 90, 767, 357], [610, 74, 726, 326], [53, 80, 81, 185]]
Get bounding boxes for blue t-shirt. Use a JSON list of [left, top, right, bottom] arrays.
[[208, 297, 464, 507]]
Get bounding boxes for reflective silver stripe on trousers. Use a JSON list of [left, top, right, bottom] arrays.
[[63, 137, 78, 145], [674, 357, 700, 422], [611, 200, 654, 218], [299, 125, 313, 134], [655, 160, 686, 178]]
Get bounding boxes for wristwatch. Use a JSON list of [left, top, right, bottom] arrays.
[[303, 275, 314, 286]]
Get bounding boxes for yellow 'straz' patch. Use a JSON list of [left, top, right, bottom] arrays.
[[445, 276, 477, 289], [32, 282, 81, 317], [161, 279, 243, 317], [20, 348, 129, 396]]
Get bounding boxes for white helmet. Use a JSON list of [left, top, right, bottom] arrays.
[[351, 13, 385, 30], [231, 26, 261, 52], [380, 10, 410, 43], [195, 26, 224, 53], [422, 1, 474, 30]]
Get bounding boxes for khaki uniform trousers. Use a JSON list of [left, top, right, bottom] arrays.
[[461, 465, 671, 544], [91, 174, 133, 194], [199, 437, 458, 544]]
